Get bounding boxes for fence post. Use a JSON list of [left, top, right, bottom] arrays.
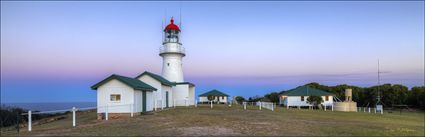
[[259, 102, 262, 110], [195, 100, 198, 107], [381, 108, 383, 114], [324, 105, 327, 111], [287, 105, 289, 109], [130, 105, 133, 117], [272, 103, 274, 111], [374, 108, 376, 114], [28, 110, 32, 132], [185, 100, 188, 107], [105, 105, 109, 121], [363, 107, 366, 112], [332, 104, 334, 111], [368, 107, 371, 113], [244, 102, 246, 110], [210, 101, 213, 109], [72, 107, 76, 127]]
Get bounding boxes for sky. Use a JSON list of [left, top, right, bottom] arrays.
[[1, 1, 424, 103]]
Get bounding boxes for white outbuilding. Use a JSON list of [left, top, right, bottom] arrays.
[[279, 86, 335, 108], [198, 89, 230, 104], [91, 74, 157, 119]]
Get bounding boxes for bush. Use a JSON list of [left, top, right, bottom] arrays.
[[234, 96, 245, 104], [306, 95, 323, 109]]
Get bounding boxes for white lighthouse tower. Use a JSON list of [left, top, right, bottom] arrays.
[[160, 17, 195, 106], [160, 17, 185, 82]]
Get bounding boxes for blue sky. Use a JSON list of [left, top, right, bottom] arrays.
[[1, 1, 424, 103]]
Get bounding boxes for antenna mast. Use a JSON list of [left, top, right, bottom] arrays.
[[377, 59, 381, 106], [179, 2, 182, 28]]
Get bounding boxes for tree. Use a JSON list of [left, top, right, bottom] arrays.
[[407, 86, 425, 108], [207, 95, 215, 103], [264, 92, 280, 103], [306, 95, 324, 109], [247, 95, 263, 102], [234, 96, 245, 104]]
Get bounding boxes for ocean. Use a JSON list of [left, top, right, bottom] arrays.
[[1, 102, 97, 111]]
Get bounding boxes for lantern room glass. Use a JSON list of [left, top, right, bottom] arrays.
[[164, 30, 179, 43]]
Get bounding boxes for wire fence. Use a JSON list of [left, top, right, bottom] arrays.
[[13, 100, 384, 133]]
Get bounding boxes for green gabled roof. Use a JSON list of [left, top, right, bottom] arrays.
[[281, 86, 334, 96], [91, 74, 157, 91], [135, 71, 175, 86], [199, 89, 229, 97]]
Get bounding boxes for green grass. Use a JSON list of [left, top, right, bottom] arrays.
[[1, 105, 424, 136]]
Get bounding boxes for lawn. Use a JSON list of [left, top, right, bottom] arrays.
[[1, 104, 424, 136]]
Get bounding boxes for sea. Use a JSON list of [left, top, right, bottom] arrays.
[[1, 102, 97, 111]]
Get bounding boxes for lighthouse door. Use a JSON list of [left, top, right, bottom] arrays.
[[166, 91, 169, 108]]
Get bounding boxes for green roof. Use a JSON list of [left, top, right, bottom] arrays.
[[91, 74, 157, 91], [199, 89, 229, 97], [135, 71, 175, 86], [281, 86, 334, 96]]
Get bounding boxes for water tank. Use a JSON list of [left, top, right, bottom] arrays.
[[345, 89, 352, 102]]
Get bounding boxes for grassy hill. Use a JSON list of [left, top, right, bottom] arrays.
[[1, 104, 424, 136]]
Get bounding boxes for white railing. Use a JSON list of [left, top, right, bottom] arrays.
[[357, 107, 383, 114], [159, 46, 185, 55], [21, 104, 134, 132], [256, 101, 275, 111]]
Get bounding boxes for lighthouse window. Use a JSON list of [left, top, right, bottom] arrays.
[[167, 63, 170, 66]]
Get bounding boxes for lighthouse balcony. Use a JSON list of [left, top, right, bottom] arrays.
[[159, 46, 185, 56]]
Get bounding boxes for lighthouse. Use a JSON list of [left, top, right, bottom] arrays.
[[160, 17, 185, 82], [91, 17, 196, 114]]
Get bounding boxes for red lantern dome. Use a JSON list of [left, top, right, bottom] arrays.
[[164, 17, 180, 32]]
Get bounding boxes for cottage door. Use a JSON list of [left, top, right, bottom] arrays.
[[166, 91, 169, 108], [142, 91, 147, 112]]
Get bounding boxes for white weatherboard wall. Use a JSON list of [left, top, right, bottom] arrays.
[[138, 75, 171, 108], [282, 96, 334, 107], [146, 91, 154, 111], [189, 86, 195, 105], [173, 84, 189, 106], [162, 85, 173, 107], [96, 79, 136, 113], [133, 90, 143, 112], [199, 96, 227, 103], [199, 97, 209, 102]]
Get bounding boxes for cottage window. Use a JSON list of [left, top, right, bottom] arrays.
[[325, 96, 329, 101], [110, 94, 121, 102], [222, 96, 224, 99], [301, 96, 305, 101]]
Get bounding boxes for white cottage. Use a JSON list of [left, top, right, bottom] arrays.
[[198, 89, 229, 104], [91, 74, 157, 119], [279, 86, 334, 108]]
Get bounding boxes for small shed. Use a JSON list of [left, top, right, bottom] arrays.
[[279, 86, 335, 107], [198, 89, 229, 104]]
